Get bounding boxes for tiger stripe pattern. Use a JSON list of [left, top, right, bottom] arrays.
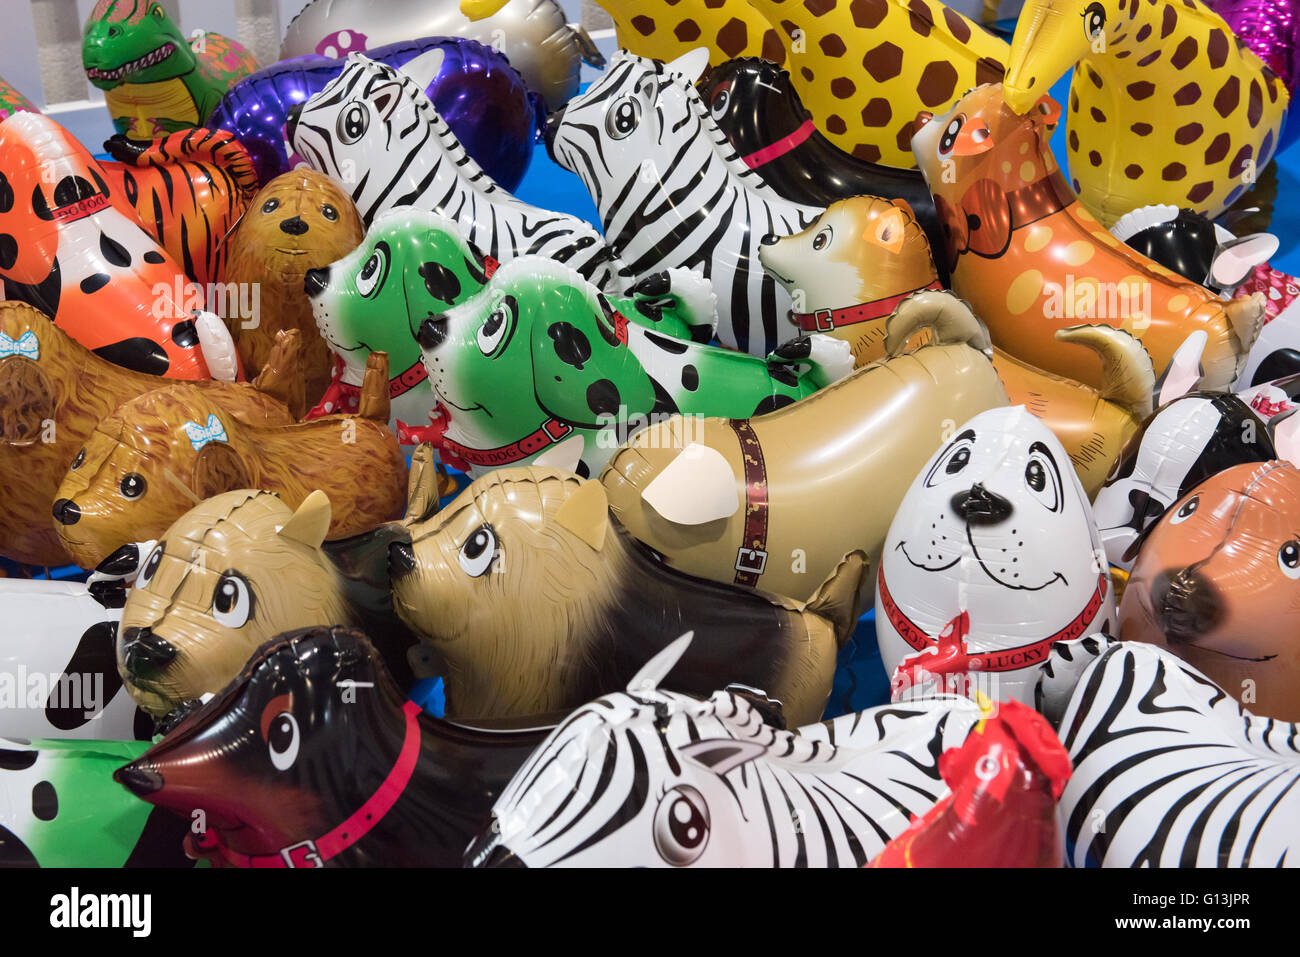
[[548, 50, 823, 357], [289, 54, 626, 291]]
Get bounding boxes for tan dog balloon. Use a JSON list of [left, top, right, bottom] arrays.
[[877, 406, 1116, 707], [1120, 461, 1300, 722]]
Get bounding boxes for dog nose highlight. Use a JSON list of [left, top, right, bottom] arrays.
[[52, 498, 81, 526], [279, 215, 309, 235], [389, 540, 418, 577], [951, 482, 1013, 525], [121, 626, 179, 676], [1153, 569, 1223, 641], [304, 266, 330, 297]]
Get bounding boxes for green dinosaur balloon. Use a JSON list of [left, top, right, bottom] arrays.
[[0, 738, 198, 867], [305, 208, 720, 445], [82, 0, 259, 140]]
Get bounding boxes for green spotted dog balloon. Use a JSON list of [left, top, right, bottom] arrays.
[[412, 256, 853, 477], [305, 208, 719, 442]]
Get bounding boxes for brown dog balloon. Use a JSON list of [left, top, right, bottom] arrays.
[[1121, 461, 1300, 721], [388, 457, 870, 725], [223, 169, 365, 406]]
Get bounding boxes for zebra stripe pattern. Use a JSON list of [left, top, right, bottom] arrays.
[[1040, 635, 1300, 867], [549, 50, 823, 357], [289, 54, 626, 291], [469, 658, 982, 867]]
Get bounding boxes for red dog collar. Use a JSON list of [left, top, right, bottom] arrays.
[[194, 700, 423, 868], [793, 281, 943, 333], [437, 417, 574, 469], [742, 119, 817, 170]]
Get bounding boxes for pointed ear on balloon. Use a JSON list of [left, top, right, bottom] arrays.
[[1210, 233, 1278, 289], [397, 46, 446, 94], [663, 47, 711, 85], [555, 478, 609, 552], [679, 738, 769, 776], [626, 631, 694, 693], [278, 490, 333, 549]]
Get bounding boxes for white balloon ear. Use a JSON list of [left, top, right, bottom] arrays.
[[1157, 330, 1208, 406], [663, 47, 710, 83], [626, 632, 694, 693], [643, 444, 739, 525], [1210, 233, 1278, 288], [398, 47, 446, 93]]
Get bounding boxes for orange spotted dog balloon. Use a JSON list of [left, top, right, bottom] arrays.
[[1120, 460, 1300, 722], [911, 85, 1265, 393]]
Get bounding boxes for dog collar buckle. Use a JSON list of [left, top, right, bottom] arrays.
[[280, 838, 323, 869], [735, 547, 768, 575], [812, 309, 836, 332]]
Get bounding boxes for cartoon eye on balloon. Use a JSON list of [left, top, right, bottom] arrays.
[[119, 473, 147, 501], [938, 114, 992, 158], [924, 429, 977, 487], [605, 96, 643, 140], [71, 447, 86, 470], [653, 785, 710, 866], [266, 711, 300, 771], [262, 198, 280, 214], [1169, 495, 1200, 525], [137, 542, 165, 590], [355, 242, 390, 298], [336, 101, 370, 144], [1023, 442, 1063, 513], [477, 295, 517, 358], [710, 88, 730, 121], [459, 524, 499, 577], [1083, 2, 1107, 43], [812, 226, 833, 252], [1279, 540, 1300, 579], [321, 204, 339, 222], [212, 571, 254, 629]]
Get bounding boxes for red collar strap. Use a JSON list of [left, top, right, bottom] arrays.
[[437, 417, 573, 469], [307, 356, 430, 420], [730, 418, 769, 587], [193, 700, 423, 868], [793, 281, 943, 333], [742, 119, 817, 170], [879, 570, 1108, 674]]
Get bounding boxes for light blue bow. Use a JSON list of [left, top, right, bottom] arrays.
[[0, 330, 39, 360], [182, 414, 228, 450]]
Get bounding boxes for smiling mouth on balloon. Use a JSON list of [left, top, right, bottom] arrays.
[[87, 42, 176, 81]]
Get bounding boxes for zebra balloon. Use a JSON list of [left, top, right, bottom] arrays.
[[547, 49, 824, 357], [466, 634, 985, 868], [288, 54, 626, 291]]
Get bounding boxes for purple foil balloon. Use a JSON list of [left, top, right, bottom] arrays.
[[207, 37, 542, 189], [1208, 0, 1300, 94]]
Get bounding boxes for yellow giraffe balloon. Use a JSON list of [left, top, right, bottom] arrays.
[[747, 0, 1010, 167], [1004, 0, 1289, 226]]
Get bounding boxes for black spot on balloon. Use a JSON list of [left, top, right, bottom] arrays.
[[53, 175, 95, 208], [586, 379, 621, 416], [99, 232, 131, 268], [80, 273, 111, 295], [31, 781, 57, 821], [635, 300, 664, 322], [133, 705, 156, 741], [93, 338, 169, 376], [594, 294, 623, 347], [769, 365, 798, 387], [753, 394, 796, 416], [0, 234, 16, 271], [645, 330, 689, 354], [45, 621, 123, 731], [548, 322, 592, 370], [0, 171, 12, 213], [0, 826, 37, 867], [171, 319, 198, 348], [0, 749, 37, 771], [681, 365, 699, 391], [124, 807, 197, 867], [651, 379, 679, 415], [575, 460, 590, 479], [418, 261, 461, 304], [143, 250, 165, 264]]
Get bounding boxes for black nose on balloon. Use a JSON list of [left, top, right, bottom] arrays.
[[417, 316, 449, 352], [388, 540, 418, 578], [951, 483, 1013, 526], [1152, 569, 1223, 641], [52, 498, 81, 526], [304, 266, 329, 297], [113, 764, 164, 797], [280, 216, 309, 235], [760, 233, 779, 246], [121, 626, 179, 677]]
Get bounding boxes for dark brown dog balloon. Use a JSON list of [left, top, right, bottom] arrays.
[[1121, 461, 1300, 721]]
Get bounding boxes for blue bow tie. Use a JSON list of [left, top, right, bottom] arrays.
[[182, 414, 228, 450], [0, 330, 39, 360]]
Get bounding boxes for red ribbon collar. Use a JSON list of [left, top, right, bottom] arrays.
[[793, 281, 943, 333], [741, 119, 817, 170]]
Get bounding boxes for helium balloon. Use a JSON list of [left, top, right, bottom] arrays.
[[579, 0, 784, 69], [701, 58, 949, 282], [208, 38, 539, 191], [114, 625, 554, 868], [0, 579, 148, 742], [280, 0, 603, 109], [388, 464, 870, 724], [289, 55, 625, 289], [1039, 635, 1300, 867], [2, 737, 193, 867], [305, 208, 718, 445], [116, 485, 423, 722], [467, 633, 985, 867], [406, 256, 850, 478], [548, 49, 821, 356], [1004, 0, 1288, 225], [53, 342, 404, 569], [1111, 204, 1280, 296], [1119, 460, 1300, 721], [868, 699, 1070, 867], [601, 292, 1010, 606], [876, 406, 1116, 707], [911, 85, 1266, 393], [760, 197, 1154, 496], [224, 170, 366, 408], [0, 111, 236, 380], [1209, 0, 1300, 96], [82, 0, 258, 140]]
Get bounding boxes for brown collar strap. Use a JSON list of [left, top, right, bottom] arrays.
[[729, 418, 769, 587], [793, 280, 943, 333]]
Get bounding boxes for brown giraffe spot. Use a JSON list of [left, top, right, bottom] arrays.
[[820, 34, 846, 57], [861, 97, 892, 126], [1248, 79, 1263, 127], [1135, 24, 1151, 42], [716, 18, 749, 56], [896, 121, 916, 153], [781, 19, 800, 38], [917, 61, 958, 107], [908, 0, 933, 36], [802, 66, 815, 82], [1090, 107, 1105, 123], [1173, 83, 1201, 106], [1267, 73, 1280, 102], [1089, 150, 1102, 167], [1162, 162, 1187, 180], [673, 19, 702, 42], [1136, 51, 1161, 68], [1175, 122, 1202, 144], [1131, 122, 1153, 135], [1116, 50, 1131, 59], [1073, 178, 1081, 191], [1229, 144, 1254, 176], [804, 0, 837, 16], [1118, 0, 1125, 7], [1127, 81, 1155, 100], [863, 43, 904, 82], [631, 15, 656, 36], [1204, 133, 1230, 163], [853, 144, 882, 163], [1187, 182, 1215, 203], [831, 77, 856, 99], [1161, 6, 1178, 38], [975, 57, 1004, 85], [1214, 76, 1240, 117], [850, 0, 889, 29], [703, 0, 725, 7], [1070, 90, 1080, 112], [761, 30, 787, 64], [825, 114, 848, 135], [1170, 37, 1197, 69], [1125, 164, 1144, 179], [942, 6, 971, 43], [1069, 130, 1079, 150], [1206, 30, 1229, 69]]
